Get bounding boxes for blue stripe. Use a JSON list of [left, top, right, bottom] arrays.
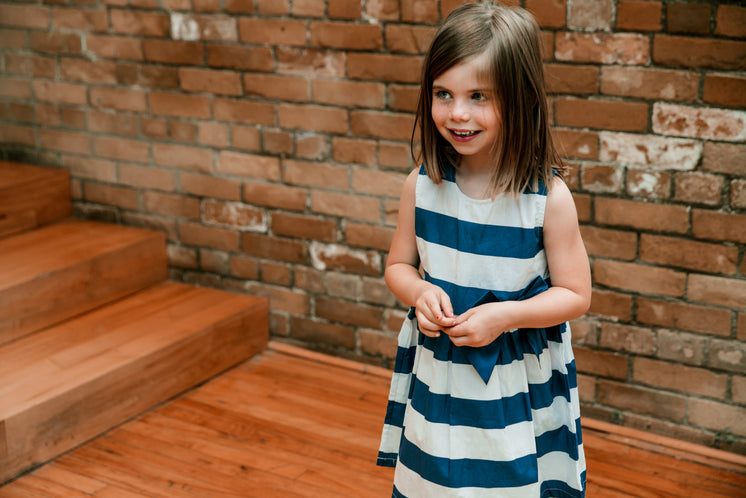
[[398, 434, 538, 489], [541, 471, 586, 498], [536, 422, 582, 460], [384, 400, 407, 428], [416, 208, 543, 259]]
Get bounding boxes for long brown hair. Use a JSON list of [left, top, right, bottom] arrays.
[[413, 2, 565, 194]]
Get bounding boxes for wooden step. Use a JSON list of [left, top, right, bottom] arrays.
[[0, 281, 269, 483], [0, 161, 72, 238], [0, 219, 168, 346]]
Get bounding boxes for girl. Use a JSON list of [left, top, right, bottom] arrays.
[[376, 3, 590, 498]]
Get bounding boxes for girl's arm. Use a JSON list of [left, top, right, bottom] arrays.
[[446, 176, 591, 347], [385, 169, 457, 337]]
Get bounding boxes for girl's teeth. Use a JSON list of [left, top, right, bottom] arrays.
[[453, 130, 477, 137]]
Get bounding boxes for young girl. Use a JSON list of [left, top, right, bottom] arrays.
[[376, 3, 590, 497]]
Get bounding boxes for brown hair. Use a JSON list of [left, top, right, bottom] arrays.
[[413, 2, 565, 194]]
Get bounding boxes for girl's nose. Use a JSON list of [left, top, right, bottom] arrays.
[[450, 100, 469, 122]]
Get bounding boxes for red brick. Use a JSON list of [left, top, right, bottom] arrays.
[[634, 358, 727, 399], [309, 241, 381, 276], [0, 29, 26, 49], [657, 329, 706, 366], [169, 244, 198, 269], [580, 164, 623, 193], [692, 209, 746, 244], [110, 9, 169, 36], [244, 181, 307, 211], [555, 33, 649, 65], [217, 151, 280, 181], [169, 121, 197, 143], [149, 92, 211, 118], [311, 190, 380, 222], [203, 200, 265, 230], [401, 0, 438, 23], [225, 0, 254, 13], [653, 35, 746, 70], [626, 169, 671, 199], [667, 3, 711, 35], [707, 339, 746, 374], [144, 40, 203, 65], [580, 226, 636, 260], [94, 136, 149, 163], [261, 129, 292, 154], [289, 316, 354, 349], [296, 134, 329, 159], [245, 73, 310, 101], [144, 191, 200, 219], [378, 142, 412, 169], [688, 398, 746, 436], [640, 234, 738, 275], [200, 250, 230, 275], [352, 168, 406, 197], [594, 197, 689, 234], [600, 132, 700, 171], [568, 0, 613, 30], [119, 164, 175, 191], [180, 221, 239, 251], [573, 346, 628, 379], [654, 103, 746, 141], [284, 160, 349, 191], [0, 4, 50, 28], [153, 143, 213, 172], [525, 0, 567, 28], [553, 129, 599, 160], [347, 53, 422, 83], [84, 183, 139, 210], [5, 54, 56, 78], [555, 98, 648, 132], [88, 112, 138, 136], [198, 122, 228, 147], [33, 80, 86, 105], [332, 137, 377, 166], [346, 222, 394, 252], [715, 5, 746, 37], [359, 329, 398, 357], [545, 64, 598, 95], [601, 66, 697, 101], [181, 173, 241, 201], [732, 179, 746, 209], [86, 35, 143, 60], [328, 0, 361, 19], [214, 98, 275, 125], [90, 87, 147, 112], [272, 212, 336, 242], [638, 298, 731, 337], [0, 77, 31, 99], [180, 68, 242, 96], [256, 0, 289, 14], [350, 110, 415, 140], [616, 0, 662, 31], [242, 233, 307, 263], [734, 375, 746, 405], [230, 254, 259, 279], [238, 18, 306, 46], [688, 274, 746, 309], [170, 13, 238, 41], [673, 172, 723, 206], [310, 21, 382, 50], [38, 129, 91, 155], [385, 24, 436, 54], [366, 0, 400, 20], [207, 44, 274, 71], [702, 143, 746, 176], [703, 74, 746, 108], [230, 125, 260, 151], [312, 79, 384, 108], [589, 288, 633, 320], [59, 57, 116, 83], [387, 84, 419, 113], [276, 47, 346, 77], [593, 260, 686, 297], [599, 323, 656, 355], [261, 261, 292, 286], [279, 104, 348, 134], [598, 380, 687, 421], [316, 297, 382, 328]]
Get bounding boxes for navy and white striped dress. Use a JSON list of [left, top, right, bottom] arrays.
[[377, 165, 586, 498]]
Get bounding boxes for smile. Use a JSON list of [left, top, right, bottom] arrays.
[[449, 129, 480, 142]]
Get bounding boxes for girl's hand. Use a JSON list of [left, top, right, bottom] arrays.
[[414, 284, 457, 337], [444, 303, 506, 347]]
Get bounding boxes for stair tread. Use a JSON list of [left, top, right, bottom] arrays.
[[0, 161, 60, 189], [0, 220, 162, 290], [0, 281, 265, 419]]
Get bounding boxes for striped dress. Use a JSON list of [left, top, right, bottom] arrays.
[[377, 166, 586, 498]]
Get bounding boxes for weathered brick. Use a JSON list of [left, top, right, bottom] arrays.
[[31, 32, 82, 55], [599, 322, 656, 355], [594, 197, 689, 234], [203, 200, 265, 230], [5, 54, 56, 79], [90, 87, 147, 112], [653, 35, 746, 70], [731, 179, 746, 209], [359, 329, 398, 357], [656, 329, 706, 366], [180, 173, 241, 201], [200, 249, 231, 275], [170, 13, 238, 41], [702, 142, 746, 176], [324, 271, 363, 299], [600, 132, 700, 171], [673, 172, 723, 206], [594, 259, 686, 297], [640, 234, 738, 275], [216, 151, 280, 181], [597, 379, 687, 421], [555, 33, 649, 65], [638, 298, 730, 337], [238, 18, 306, 46], [616, 0, 662, 31], [244, 181, 307, 211], [230, 254, 259, 279], [247, 283, 310, 315], [245, 73, 310, 101], [634, 358, 727, 399], [86, 35, 143, 60], [601, 66, 697, 101], [242, 233, 307, 263], [111, 9, 169, 36], [271, 212, 337, 242], [276, 47, 346, 77], [667, 2, 711, 35], [626, 169, 671, 199], [525, 0, 567, 28], [144, 191, 200, 219], [309, 241, 381, 276], [347, 53, 422, 83], [401, 0, 438, 23], [708, 339, 746, 374], [296, 134, 329, 159], [703, 74, 746, 108], [715, 5, 746, 37], [580, 164, 623, 193], [311, 189, 381, 222], [653, 103, 746, 142], [568, 0, 613, 30], [207, 44, 274, 71], [692, 209, 746, 245], [588, 289, 633, 321], [312, 79, 384, 108], [180, 67, 242, 96], [555, 98, 648, 132], [553, 129, 599, 160], [261, 261, 292, 286], [688, 398, 746, 436], [366, 0, 400, 21], [310, 21, 382, 50], [33, 80, 86, 105], [688, 274, 746, 309]]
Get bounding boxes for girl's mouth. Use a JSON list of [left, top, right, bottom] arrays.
[[449, 129, 480, 142]]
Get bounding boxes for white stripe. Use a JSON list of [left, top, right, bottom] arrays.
[[378, 424, 403, 455], [417, 174, 547, 229], [394, 459, 542, 498], [402, 400, 536, 461], [418, 238, 548, 292], [537, 446, 586, 493]]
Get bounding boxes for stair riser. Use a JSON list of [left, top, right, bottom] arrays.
[[0, 234, 167, 346], [0, 302, 268, 483], [0, 169, 71, 238]]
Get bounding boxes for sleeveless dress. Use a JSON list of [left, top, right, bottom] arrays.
[[377, 165, 586, 498]]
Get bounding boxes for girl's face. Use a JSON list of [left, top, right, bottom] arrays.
[[431, 52, 500, 170]]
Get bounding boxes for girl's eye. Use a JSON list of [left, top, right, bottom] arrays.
[[472, 92, 487, 102], [434, 90, 451, 100]]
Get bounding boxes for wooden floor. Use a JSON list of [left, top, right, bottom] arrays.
[[2, 342, 745, 498]]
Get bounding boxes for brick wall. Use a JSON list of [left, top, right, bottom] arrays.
[[0, 0, 744, 453]]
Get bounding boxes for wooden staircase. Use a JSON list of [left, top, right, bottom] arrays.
[[0, 160, 269, 484]]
